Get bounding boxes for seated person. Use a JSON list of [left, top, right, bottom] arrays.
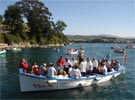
[[39, 63, 47, 75], [32, 62, 40, 75], [19, 59, 28, 73]]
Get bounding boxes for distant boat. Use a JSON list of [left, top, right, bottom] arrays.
[[54, 48, 60, 52], [114, 48, 125, 54], [10, 47, 22, 52], [19, 66, 125, 92], [64, 49, 78, 55], [111, 45, 118, 49], [125, 45, 135, 49], [0, 49, 6, 56]]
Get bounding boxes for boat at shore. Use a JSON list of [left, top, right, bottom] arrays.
[[0, 49, 6, 56], [19, 66, 125, 92]]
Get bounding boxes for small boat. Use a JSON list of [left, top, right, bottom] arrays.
[[111, 45, 118, 49], [54, 48, 59, 52], [125, 45, 135, 49], [65, 49, 78, 55], [114, 48, 125, 54], [19, 66, 125, 92], [10, 47, 22, 52], [0, 49, 6, 56]]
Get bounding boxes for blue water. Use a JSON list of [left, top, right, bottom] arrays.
[[0, 43, 135, 99]]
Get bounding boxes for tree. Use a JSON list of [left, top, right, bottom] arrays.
[[0, 15, 3, 24], [54, 20, 67, 34], [15, 0, 52, 43], [4, 5, 24, 34]]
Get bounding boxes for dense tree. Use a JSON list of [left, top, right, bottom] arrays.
[[15, 0, 52, 43], [3, 0, 69, 45], [4, 5, 24, 34], [54, 20, 67, 34], [0, 15, 3, 24]]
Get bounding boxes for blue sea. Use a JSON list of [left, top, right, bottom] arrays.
[[0, 43, 135, 100]]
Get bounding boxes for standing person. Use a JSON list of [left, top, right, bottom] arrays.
[[47, 63, 57, 78], [86, 57, 93, 75], [78, 51, 84, 64], [101, 61, 108, 75], [71, 57, 78, 67], [79, 58, 87, 77], [39, 63, 47, 75], [56, 56, 65, 70], [64, 57, 72, 74], [92, 57, 98, 74], [19, 59, 28, 73]]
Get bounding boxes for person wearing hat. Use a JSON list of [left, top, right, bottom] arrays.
[[39, 63, 47, 75]]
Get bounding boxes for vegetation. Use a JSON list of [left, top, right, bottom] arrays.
[[0, 0, 69, 45], [67, 35, 135, 43]]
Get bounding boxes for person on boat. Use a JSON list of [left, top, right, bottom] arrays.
[[68, 64, 73, 75], [47, 63, 57, 78], [56, 56, 65, 70], [113, 60, 121, 71], [78, 50, 84, 64], [71, 57, 78, 67], [97, 62, 103, 74], [86, 57, 93, 75], [79, 58, 87, 77], [101, 60, 108, 75], [64, 57, 72, 74], [19, 59, 29, 73], [92, 57, 98, 74], [32, 62, 40, 75], [39, 63, 47, 75], [57, 70, 68, 78], [69, 66, 81, 78], [75, 66, 82, 78], [57, 56, 65, 66]]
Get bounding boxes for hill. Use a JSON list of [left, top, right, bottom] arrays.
[[66, 35, 135, 43]]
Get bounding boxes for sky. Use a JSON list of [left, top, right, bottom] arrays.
[[0, 0, 135, 37]]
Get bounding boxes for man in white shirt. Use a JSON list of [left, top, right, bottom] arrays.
[[64, 57, 72, 74], [92, 57, 98, 73], [86, 57, 93, 75], [79, 59, 87, 76], [47, 63, 57, 78]]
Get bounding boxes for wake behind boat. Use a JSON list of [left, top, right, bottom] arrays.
[[19, 66, 125, 92]]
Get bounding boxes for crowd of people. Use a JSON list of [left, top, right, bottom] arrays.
[[19, 53, 122, 78]]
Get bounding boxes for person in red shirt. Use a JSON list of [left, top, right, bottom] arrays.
[[57, 56, 65, 67], [20, 59, 28, 73]]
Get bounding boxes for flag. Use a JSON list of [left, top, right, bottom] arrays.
[[106, 50, 111, 61], [124, 53, 128, 62]]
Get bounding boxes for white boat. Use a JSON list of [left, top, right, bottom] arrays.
[[125, 45, 135, 49], [0, 50, 6, 56], [10, 47, 22, 52], [65, 49, 78, 55], [19, 66, 125, 92]]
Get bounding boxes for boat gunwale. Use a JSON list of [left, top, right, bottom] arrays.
[[19, 66, 125, 81]]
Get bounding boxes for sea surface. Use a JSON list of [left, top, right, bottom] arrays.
[[0, 43, 135, 100]]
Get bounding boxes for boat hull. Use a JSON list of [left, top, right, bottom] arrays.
[[19, 67, 125, 92]]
